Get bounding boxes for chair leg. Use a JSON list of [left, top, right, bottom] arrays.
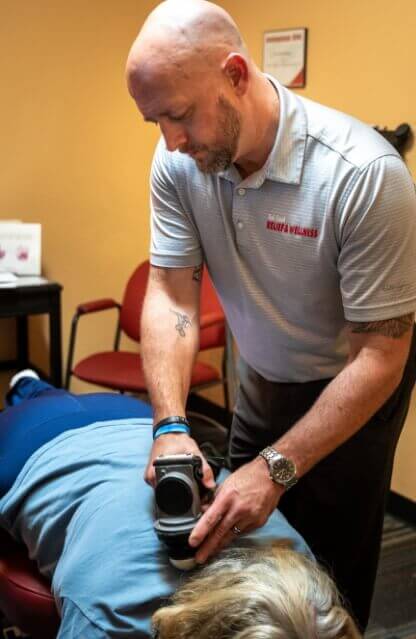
[[64, 312, 81, 390]]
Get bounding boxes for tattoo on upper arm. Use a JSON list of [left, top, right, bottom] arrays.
[[170, 309, 192, 337], [192, 265, 203, 282], [347, 313, 414, 338]]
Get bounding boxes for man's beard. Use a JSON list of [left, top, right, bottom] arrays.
[[190, 95, 241, 174]]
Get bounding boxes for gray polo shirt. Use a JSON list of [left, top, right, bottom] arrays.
[[149, 76, 416, 383]]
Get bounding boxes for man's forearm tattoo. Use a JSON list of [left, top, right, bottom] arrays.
[[347, 313, 414, 338], [170, 309, 192, 337], [192, 265, 203, 282]]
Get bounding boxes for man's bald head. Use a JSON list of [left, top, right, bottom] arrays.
[[125, 1, 276, 174], [126, 0, 248, 95]]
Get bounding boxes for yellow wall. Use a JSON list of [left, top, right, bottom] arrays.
[[1, 0, 415, 499], [0, 0, 160, 391], [0, 0, 222, 401], [221, 0, 416, 175]]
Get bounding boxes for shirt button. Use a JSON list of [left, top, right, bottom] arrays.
[[237, 221, 244, 229], [237, 188, 246, 196]]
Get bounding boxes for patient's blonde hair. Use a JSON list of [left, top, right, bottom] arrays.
[[152, 542, 361, 639]]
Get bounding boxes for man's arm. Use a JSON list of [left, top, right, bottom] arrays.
[[265, 313, 414, 477], [141, 263, 215, 488], [189, 313, 414, 561], [141, 263, 202, 422]]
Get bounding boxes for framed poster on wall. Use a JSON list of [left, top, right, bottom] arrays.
[[263, 28, 307, 88]]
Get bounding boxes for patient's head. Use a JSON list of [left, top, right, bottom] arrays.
[[153, 542, 361, 639]]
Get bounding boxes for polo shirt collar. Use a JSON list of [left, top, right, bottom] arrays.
[[219, 75, 307, 187]]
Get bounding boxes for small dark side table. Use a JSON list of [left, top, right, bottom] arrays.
[[0, 280, 63, 387]]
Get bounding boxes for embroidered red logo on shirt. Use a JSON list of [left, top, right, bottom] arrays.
[[266, 215, 318, 239]]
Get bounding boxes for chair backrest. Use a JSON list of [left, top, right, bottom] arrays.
[[119, 260, 226, 348], [119, 260, 150, 342], [199, 268, 226, 351]]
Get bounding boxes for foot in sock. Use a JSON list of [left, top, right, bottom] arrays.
[[6, 370, 47, 408], [9, 369, 40, 389]]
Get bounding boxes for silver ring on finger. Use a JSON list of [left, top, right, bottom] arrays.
[[232, 525, 242, 535]]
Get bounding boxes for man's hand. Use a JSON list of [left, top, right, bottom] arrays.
[[144, 432, 216, 489], [188, 456, 284, 563]]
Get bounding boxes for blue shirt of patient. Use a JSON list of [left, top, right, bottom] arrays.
[[0, 419, 312, 638]]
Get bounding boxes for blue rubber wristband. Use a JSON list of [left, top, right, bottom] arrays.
[[152, 415, 190, 437], [153, 423, 190, 440]]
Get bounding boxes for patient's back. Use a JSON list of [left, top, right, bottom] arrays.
[[0, 419, 312, 638]]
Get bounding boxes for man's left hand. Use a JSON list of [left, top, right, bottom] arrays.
[[188, 456, 285, 563]]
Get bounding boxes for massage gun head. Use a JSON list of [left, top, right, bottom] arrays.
[[153, 454, 206, 570]]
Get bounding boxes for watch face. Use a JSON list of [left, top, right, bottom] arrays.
[[270, 456, 296, 482]]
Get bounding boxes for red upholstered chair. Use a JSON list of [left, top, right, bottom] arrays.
[[0, 529, 59, 638], [65, 261, 229, 411]]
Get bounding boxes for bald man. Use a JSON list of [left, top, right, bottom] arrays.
[[126, 0, 416, 630]]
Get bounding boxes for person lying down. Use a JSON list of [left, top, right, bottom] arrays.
[[0, 372, 361, 639]]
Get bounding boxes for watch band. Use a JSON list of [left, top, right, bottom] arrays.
[[259, 447, 298, 490]]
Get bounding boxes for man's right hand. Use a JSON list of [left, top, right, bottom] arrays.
[[144, 433, 216, 489]]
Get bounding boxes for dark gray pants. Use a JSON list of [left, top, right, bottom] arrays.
[[229, 329, 416, 631]]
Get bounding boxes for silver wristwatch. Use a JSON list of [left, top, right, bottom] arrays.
[[258, 446, 298, 490]]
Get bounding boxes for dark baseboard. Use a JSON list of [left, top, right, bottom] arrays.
[[387, 490, 416, 526]]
